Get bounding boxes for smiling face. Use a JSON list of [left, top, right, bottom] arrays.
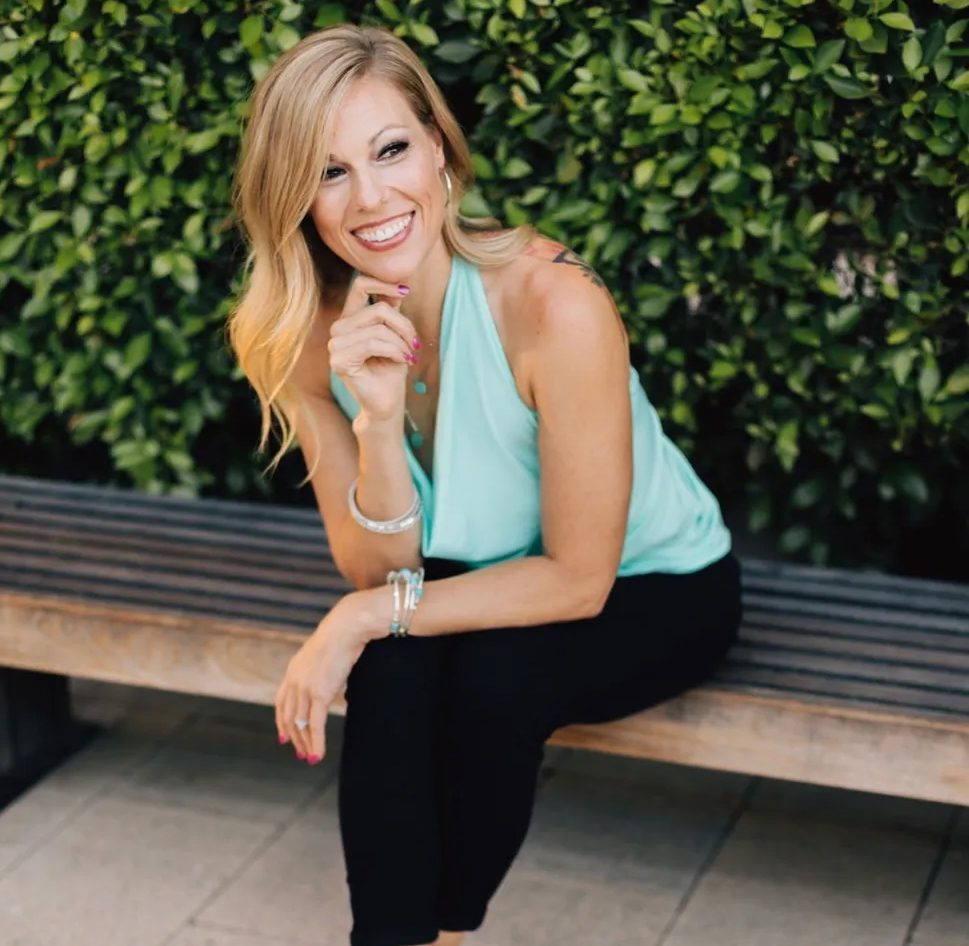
[[307, 74, 447, 284]]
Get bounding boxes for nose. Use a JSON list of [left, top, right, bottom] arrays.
[[352, 165, 385, 211]]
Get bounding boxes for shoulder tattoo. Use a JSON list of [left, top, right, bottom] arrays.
[[524, 239, 606, 288]]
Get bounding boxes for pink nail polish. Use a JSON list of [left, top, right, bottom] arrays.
[[406, 353, 416, 364], [398, 284, 410, 295], [295, 750, 306, 760], [278, 733, 289, 745], [411, 337, 421, 350], [308, 754, 321, 765]]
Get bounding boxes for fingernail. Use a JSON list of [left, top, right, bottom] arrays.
[[398, 284, 410, 295], [278, 733, 289, 745], [307, 754, 321, 764], [295, 750, 306, 760], [406, 353, 416, 364], [411, 337, 421, 350]]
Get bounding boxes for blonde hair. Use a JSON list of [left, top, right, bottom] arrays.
[[227, 23, 536, 485]]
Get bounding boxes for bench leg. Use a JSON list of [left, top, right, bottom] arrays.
[[0, 668, 101, 806]]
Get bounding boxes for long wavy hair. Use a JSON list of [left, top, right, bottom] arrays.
[[227, 23, 536, 485]]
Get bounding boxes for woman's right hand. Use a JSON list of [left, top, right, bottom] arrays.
[[327, 275, 420, 423]]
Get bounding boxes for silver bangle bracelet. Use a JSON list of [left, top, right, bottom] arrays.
[[347, 476, 422, 534], [386, 567, 425, 637]]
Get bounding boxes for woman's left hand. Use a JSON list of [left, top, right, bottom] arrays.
[[274, 593, 378, 763]]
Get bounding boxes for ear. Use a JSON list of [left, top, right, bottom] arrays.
[[427, 122, 445, 169]]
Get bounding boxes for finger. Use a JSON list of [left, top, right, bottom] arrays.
[[274, 683, 289, 745], [280, 683, 303, 757], [342, 273, 409, 321], [330, 326, 414, 367], [293, 689, 314, 758], [333, 298, 419, 353], [308, 698, 327, 762]]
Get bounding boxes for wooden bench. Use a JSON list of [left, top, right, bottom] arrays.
[[1, 472, 967, 805]]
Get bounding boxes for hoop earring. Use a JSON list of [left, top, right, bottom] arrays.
[[441, 167, 452, 208]]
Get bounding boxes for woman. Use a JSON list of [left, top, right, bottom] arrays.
[[228, 23, 742, 946]]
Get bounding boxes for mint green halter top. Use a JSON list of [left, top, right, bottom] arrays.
[[329, 254, 731, 575]]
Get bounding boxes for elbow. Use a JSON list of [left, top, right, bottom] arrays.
[[341, 562, 387, 592], [343, 557, 424, 593], [569, 573, 615, 619]]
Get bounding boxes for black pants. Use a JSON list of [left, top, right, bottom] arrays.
[[337, 551, 743, 946]]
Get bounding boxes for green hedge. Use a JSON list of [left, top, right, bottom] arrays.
[[1, 0, 967, 575]]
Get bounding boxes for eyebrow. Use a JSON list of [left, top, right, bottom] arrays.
[[326, 124, 410, 163]]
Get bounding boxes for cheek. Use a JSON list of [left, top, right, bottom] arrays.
[[394, 161, 441, 208], [309, 194, 344, 237]]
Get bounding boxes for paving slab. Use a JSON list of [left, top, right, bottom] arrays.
[[0, 793, 274, 946], [0, 782, 85, 877], [514, 760, 747, 891], [910, 807, 969, 946], [474, 870, 675, 946], [660, 778, 954, 946], [193, 779, 353, 946], [167, 924, 299, 945], [464, 752, 747, 944]]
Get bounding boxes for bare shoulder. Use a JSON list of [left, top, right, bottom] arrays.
[[478, 234, 629, 410], [491, 234, 628, 347]]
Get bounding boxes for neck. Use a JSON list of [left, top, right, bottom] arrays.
[[398, 238, 453, 343]]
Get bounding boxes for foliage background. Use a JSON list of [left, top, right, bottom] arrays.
[[1, 0, 967, 578]]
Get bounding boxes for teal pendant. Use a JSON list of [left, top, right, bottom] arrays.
[[409, 431, 424, 448], [413, 380, 427, 395]]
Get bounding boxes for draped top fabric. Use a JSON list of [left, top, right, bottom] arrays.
[[329, 254, 731, 575]]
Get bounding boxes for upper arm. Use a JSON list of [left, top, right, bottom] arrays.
[[287, 303, 360, 583], [525, 262, 633, 612]]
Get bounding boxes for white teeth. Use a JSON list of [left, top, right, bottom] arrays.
[[355, 213, 412, 243]]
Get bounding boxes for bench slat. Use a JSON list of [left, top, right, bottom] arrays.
[[717, 663, 969, 715], [0, 572, 334, 628], [740, 625, 969, 672]]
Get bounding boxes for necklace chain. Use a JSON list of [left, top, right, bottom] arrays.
[[403, 337, 437, 449]]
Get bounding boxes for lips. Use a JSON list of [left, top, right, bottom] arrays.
[[351, 211, 416, 252], [352, 211, 414, 239]]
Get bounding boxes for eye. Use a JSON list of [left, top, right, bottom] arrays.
[[381, 139, 409, 159]]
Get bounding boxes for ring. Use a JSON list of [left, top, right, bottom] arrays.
[[294, 717, 309, 731]]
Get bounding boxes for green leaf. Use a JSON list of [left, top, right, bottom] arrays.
[[29, 210, 63, 234], [844, 18, 873, 41], [434, 40, 477, 63], [503, 157, 532, 178], [618, 69, 648, 93], [783, 25, 816, 48], [70, 204, 91, 237], [239, 15, 263, 46], [124, 333, 152, 372], [941, 364, 969, 396], [814, 39, 845, 72], [902, 37, 922, 72], [951, 71, 969, 92], [710, 170, 740, 193], [823, 75, 869, 98], [919, 356, 940, 402], [410, 22, 439, 46], [650, 103, 677, 125], [880, 12, 915, 30], [810, 140, 840, 162], [803, 210, 829, 236]]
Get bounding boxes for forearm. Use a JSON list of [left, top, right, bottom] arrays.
[[294, 397, 422, 589], [353, 554, 608, 642], [338, 411, 422, 586]]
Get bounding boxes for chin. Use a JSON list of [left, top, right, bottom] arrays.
[[350, 246, 424, 284]]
